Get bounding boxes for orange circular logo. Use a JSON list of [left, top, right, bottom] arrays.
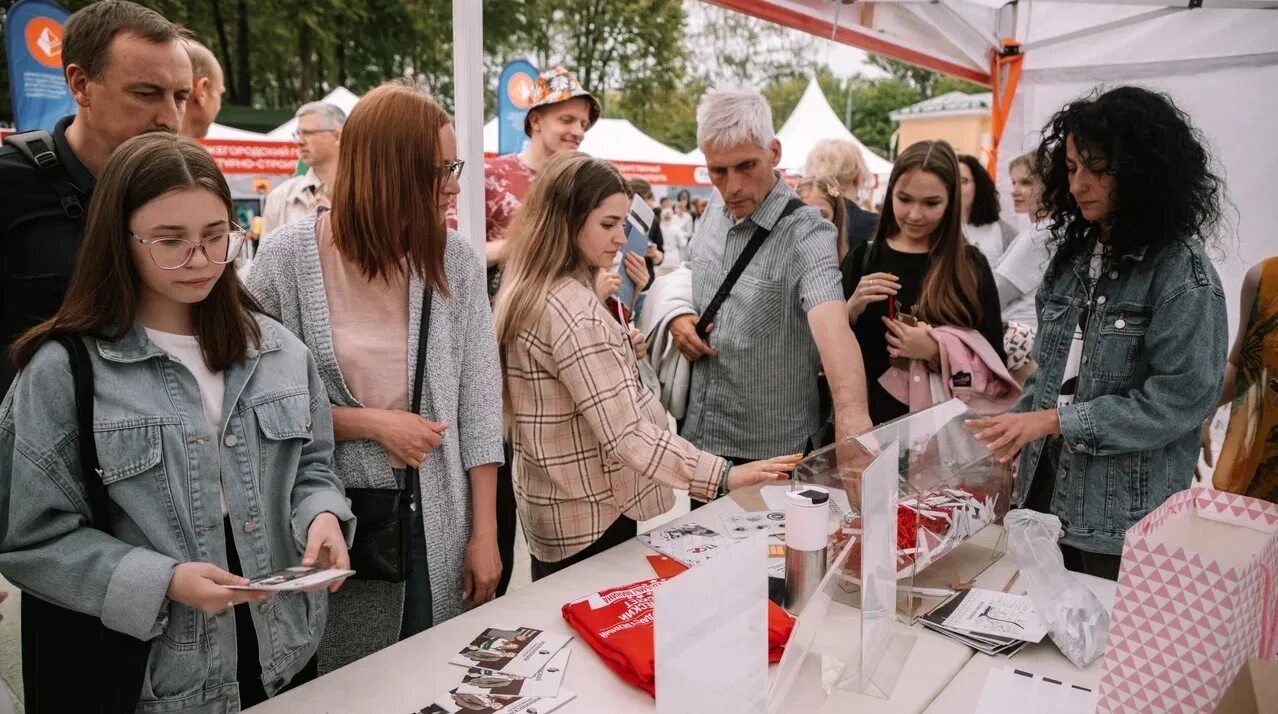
[[508, 72, 535, 109], [25, 17, 64, 70]]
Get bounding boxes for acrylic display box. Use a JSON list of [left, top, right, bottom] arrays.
[[767, 399, 1013, 709]]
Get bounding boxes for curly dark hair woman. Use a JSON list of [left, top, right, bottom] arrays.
[[973, 85, 1228, 581], [1035, 85, 1225, 265]]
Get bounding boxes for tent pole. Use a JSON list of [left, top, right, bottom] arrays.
[[452, 0, 485, 257], [987, 40, 1024, 180]]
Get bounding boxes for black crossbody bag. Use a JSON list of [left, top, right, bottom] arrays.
[[344, 288, 432, 582], [695, 198, 805, 339], [22, 334, 152, 713]]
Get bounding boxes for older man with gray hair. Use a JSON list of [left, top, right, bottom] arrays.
[[669, 86, 871, 478], [262, 101, 346, 233]]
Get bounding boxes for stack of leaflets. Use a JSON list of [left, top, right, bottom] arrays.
[[921, 589, 1048, 657], [413, 625, 576, 714]]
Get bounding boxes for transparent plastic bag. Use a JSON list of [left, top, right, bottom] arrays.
[[1004, 509, 1110, 667]]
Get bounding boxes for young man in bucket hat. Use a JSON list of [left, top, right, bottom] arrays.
[[459, 67, 600, 600]]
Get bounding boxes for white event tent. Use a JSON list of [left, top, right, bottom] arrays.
[[481, 117, 698, 165]]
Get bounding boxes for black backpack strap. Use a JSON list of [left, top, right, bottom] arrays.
[[3, 131, 86, 224], [696, 197, 806, 340], [51, 334, 109, 531]]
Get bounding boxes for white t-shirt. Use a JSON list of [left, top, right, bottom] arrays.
[[964, 222, 1005, 264], [1057, 244, 1104, 409], [995, 224, 1053, 329], [145, 328, 228, 514]]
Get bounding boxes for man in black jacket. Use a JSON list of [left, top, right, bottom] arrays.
[[0, 1, 190, 393]]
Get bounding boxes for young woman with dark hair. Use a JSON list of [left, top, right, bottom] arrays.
[[842, 140, 1006, 425], [958, 154, 1016, 263], [248, 81, 504, 669], [494, 152, 800, 579], [0, 133, 353, 711], [971, 86, 1228, 579]]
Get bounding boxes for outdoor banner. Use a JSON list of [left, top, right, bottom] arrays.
[[4, 0, 77, 132], [496, 59, 538, 155], [200, 139, 299, 175]]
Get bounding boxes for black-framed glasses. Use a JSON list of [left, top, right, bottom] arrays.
[[133, 225, 247, 270], [441, 159, 465, 180]]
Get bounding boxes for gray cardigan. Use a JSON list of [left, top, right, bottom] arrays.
[[247, 214, 504, 672]]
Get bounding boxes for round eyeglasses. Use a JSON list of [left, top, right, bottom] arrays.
[[133, 225, 247, 270]]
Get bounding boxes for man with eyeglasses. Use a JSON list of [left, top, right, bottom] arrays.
[[261, 101, 346, 235], [0, 0, 191, 396]]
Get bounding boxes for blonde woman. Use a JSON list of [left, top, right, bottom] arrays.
[[803, 138, 879, 255], [494, 152, 800, 579]]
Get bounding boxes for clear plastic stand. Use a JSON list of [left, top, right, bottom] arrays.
[[768, 441, 917, 710], [768, 399, 1015, 710]]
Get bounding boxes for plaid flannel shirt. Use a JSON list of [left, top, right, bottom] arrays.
[[506, 278, 727, 562]]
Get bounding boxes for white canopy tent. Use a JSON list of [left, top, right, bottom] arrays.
[[776, 77, 894, 176], [691, 0, 1278, 331], [205, 123, 280, 141], [481, 117, 699, 165]]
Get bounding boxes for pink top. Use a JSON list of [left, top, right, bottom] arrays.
[[315, 214, 410, 465]]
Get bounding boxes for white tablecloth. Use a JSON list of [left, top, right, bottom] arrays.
[[247, 496, 1094, 714]]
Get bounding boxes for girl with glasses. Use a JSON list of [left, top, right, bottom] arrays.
[[0, 133, 353, 711]]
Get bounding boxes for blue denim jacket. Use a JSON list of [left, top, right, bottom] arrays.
[[1013, 237, 1227, 554], [0, 316, 355, 712]]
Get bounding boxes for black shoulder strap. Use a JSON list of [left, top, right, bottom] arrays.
[[3, 130, 86, 224], [51, 334, 110, 531], [411, 288, 432, 417], [696, 198, 806, 340]]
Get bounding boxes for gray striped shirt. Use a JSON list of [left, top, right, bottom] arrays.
[[682, 175, 845, 459]]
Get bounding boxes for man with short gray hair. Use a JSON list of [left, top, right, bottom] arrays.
[[671, 86, 871, 470], [262, 101, 346, 233]]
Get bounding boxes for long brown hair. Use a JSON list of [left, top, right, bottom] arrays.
[[796, 175, 849, 263], [872, 140, 983, 329], [11, 133, 261, 371], [494, 152, 629, 351], [329, 80, 452, 295]]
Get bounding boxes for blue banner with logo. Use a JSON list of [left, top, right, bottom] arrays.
[[5, 0, 77, 132], [496, 59, 538, 156]]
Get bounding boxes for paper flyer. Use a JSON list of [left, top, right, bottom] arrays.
[[224, 565, 354, 591], [454, 648, 569, 698], [637, 523, 728, 567], [722, 510, 786, 539], [449, 625, 572, 678], [413, 688, 577, 714]]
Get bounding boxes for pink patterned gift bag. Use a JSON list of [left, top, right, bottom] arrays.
[[1097, 486, 1278, 713]]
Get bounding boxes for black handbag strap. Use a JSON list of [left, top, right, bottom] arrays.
[[51, 333, 110, 531], [696, 198, 805, 340], [408, 288, 432, 477]]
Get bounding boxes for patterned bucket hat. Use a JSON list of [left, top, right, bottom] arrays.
[[523, 66, 602, 136]]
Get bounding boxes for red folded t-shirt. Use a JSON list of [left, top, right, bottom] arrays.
[[561, 576, 796, 697]]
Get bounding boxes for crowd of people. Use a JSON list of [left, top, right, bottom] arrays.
[[0, 1, 1273, 712]]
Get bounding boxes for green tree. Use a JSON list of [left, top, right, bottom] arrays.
[[846, 77, 923, 156]]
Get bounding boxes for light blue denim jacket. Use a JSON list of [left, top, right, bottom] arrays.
[[0, 316, 355, 712], [1012, 236, 1227, 554]]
